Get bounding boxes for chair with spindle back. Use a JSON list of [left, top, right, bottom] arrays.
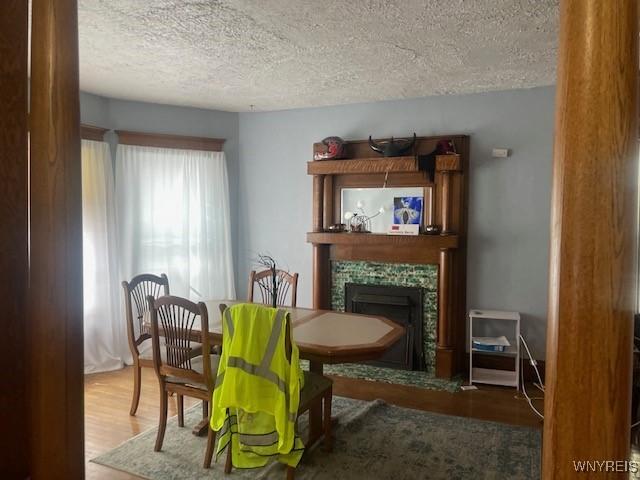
[[148, 295, 219, 468], [122, 273, 171, 416], [248, 269, 299, 307]]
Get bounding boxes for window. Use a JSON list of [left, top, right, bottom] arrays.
[[116, 144, 235, 301]]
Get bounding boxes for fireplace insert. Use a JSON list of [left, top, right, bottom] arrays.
[[345, 283, 423, 370]]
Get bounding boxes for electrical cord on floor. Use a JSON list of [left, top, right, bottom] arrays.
[[521, 335, 544, 390], [518, 334, 640, 425], [519, 334, 545, 419], [632, 337, 640, 430]]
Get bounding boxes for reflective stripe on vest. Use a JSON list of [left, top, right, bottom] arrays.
[[239, 430, 280, 447], [226, 356, 287, 393], [217, 307, 298, 424], [219, 413, 238, 438], [224, 308, 234, 339], [212, 304, 305, 468], [216, 308, 288, 395], [218, 307, 291, 449]]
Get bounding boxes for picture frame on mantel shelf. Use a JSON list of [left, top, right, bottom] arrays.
[[393, 196, 423, 224]]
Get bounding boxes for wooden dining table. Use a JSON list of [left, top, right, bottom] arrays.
[[177, 300, 405, 445], [203, 300, 405, 367]]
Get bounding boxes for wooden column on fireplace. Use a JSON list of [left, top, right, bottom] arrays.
[[307, 135, 469, 378]]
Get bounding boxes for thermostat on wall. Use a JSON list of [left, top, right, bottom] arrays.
[[492, 148, 510, 158]]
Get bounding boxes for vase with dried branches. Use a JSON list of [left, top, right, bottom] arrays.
[[256, 254, 280, 308]]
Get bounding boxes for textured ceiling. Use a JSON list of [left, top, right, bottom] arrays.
[[78, 0, 558, 112]]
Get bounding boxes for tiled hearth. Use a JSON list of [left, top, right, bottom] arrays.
[[331, 260, 438, 374]]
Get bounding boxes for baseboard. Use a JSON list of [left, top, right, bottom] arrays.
[[435, 347, 455, 379], [464, 352, 545, 384]]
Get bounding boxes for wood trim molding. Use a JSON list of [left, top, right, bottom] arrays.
[[435, 155, 461, 172], [542, 0, 638, 477], [307, 154, 460, 175], [312, 175, 324, 232], [307, 232, 459, 249], [80, 123, 109, 141], [29, 0, 84, 477], [115, 130, 225, 152], [1, 1, 29, 477]]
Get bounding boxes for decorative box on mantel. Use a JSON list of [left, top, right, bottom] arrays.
[[306, 135, 469, 379]]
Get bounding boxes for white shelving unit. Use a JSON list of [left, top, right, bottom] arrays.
[[469, 309, 520, 390]]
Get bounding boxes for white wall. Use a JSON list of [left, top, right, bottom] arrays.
[[237, 86, 555, 359]]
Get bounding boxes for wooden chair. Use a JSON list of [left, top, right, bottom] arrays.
[[248, 269, 299, 307], [218, 304, 332, 479], [121, 273, 170, 416], [148, 295, 219, 468]]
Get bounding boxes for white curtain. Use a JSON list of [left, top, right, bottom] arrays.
[[116, 144, 236, 301], [82, 139, 128, 373]]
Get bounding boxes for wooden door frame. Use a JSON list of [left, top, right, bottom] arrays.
[[542, 0, 638, 478], [0, 1, 30, 477], [23, 0, 84, 478]]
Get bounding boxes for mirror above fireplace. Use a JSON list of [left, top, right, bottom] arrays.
[[340, 186, 431, 234]]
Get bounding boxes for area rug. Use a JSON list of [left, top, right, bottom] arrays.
[[92, 397, 540, 479], [299, 360, 462, 392]]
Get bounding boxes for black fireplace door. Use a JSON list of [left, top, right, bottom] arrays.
[[345, 283, 423, 370]]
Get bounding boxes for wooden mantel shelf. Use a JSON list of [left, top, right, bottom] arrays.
[[307, 154, 460, 175], [306, 232, 459, 249]]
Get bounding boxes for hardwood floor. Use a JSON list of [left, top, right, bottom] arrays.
[[85, 367, 200, 480], [85, 366, 542, 479], [332, 375, 542, 428]]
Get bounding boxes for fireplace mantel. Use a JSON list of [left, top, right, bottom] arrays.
[[306, 232, 460, 264], [307, 134, 469, 378]]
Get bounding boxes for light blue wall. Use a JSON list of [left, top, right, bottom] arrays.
[[79, 92, 241, 292], [80, 92, 110, 127], [237, 86, 555, 359], [81, 87, 555, 359]]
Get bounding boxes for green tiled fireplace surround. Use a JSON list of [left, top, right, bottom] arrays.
[[330, 260, 438, 374]]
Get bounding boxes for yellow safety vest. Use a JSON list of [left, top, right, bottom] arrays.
[[210, 303, 305, 468]]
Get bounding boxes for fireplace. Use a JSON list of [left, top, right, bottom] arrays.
[[345, 283, 423, 370], [332, 260, 438, 372], [307, 134, 469, 378]]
